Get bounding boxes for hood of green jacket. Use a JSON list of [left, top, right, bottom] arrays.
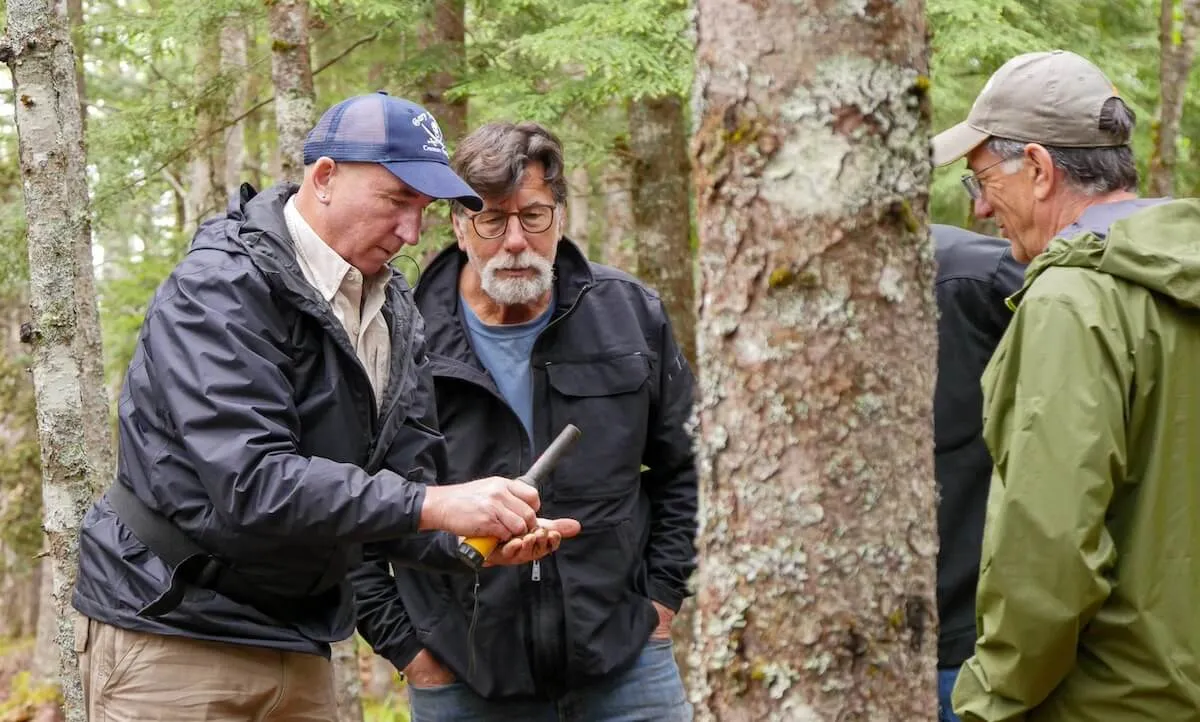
[[1013, 198, 1200, 310]]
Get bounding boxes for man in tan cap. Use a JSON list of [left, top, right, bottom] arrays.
[[932, 50, 1200, 721]]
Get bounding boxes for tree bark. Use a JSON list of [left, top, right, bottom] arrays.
[[2, 0, 115, 718], [332, 637, 364, 722], [32, 554, 56, 679], [65, 0, 84, 132], [567, 165, 591, 252], [1150, 0, 1200, 196], [601, 152, 636, 273], [689, 1, 937, 719], [630, 95, 696, 365], [186, 23, 228, 229], [268, 0, 315, 183], [416, 0, 467, 141]]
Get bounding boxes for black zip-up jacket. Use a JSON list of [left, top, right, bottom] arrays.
[[72, 183, 465, 656], [351, 239, 698, 699], [932, 224, 1025, 668]]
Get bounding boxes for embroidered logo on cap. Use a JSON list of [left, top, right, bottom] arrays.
[[412, 112, 448, 158]]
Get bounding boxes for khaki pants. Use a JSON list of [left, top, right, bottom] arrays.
[[76, 616, 336, 721]]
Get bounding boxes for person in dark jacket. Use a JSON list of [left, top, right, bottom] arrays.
[[71, 93, 579, 721], [931, 223, 1025, 722], [352, 121, 698, 721]]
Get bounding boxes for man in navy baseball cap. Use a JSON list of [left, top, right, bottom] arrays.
[[304, 92, 483, 213], [69, 89, 577, 720]]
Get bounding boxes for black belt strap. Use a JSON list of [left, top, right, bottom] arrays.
[[106, 482, 329, 621]]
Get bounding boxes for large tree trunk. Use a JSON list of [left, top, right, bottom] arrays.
[[630, 95, 696, 365], [268, 0, 315, 183], [1, 0, 115, 719], [689, 1, 937, 719], [416, 0, 466, 141], [1150, 0, 1200, 196]]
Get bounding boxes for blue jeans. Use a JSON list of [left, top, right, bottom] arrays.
[[407, 639, 692, 722], [939, 667, 961, 722]]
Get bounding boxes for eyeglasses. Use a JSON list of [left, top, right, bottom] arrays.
[[468, 204, 557, 239], [961, 156, 1014, 200]]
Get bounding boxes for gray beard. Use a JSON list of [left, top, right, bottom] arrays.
[[476, 250, 554, 306]]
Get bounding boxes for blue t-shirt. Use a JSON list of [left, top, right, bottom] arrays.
[[460, 296, 554, 440]]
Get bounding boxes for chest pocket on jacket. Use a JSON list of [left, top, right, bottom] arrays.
[[545, 353, 652, 501]]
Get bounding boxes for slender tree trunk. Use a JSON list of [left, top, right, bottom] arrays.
[[221, 16, 249, 198], [187, 24, 228, 229], [630, 95, 696, 365], [689, 1, 937, 719], [268, 0, 315, 182], [416, 0, 466, 141], [332, 637, 364, 722], [1, 0, 115, 719], [1150, 0, 1200, 196], [567, 165, 591, 251], [601, 151, 636, 273]]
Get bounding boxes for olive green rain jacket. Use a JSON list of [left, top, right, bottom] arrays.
[[952, 199, 1200, 721]]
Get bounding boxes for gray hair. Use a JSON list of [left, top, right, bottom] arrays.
[[449, 121, 568, 214], [986, 97, 1139, 195]]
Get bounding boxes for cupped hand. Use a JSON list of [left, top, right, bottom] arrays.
[[484, 517, 581, 567]]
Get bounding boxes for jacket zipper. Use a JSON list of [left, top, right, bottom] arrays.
[[524, 282, 592, 691]]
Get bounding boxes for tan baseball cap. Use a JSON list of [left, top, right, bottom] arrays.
[[931, 50, 1126, 167]]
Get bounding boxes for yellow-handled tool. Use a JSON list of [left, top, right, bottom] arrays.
[[456, 424, 581, 571]]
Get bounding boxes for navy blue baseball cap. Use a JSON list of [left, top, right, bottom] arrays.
[[303, 92, 483, 211]]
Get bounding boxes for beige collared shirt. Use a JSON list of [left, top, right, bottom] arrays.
[[283, 197, 391, 405]]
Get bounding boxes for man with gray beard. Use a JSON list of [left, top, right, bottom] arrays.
[[351, 121, 698, 721]]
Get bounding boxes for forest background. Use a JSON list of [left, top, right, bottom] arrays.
[[0, 0, 1195, 720]]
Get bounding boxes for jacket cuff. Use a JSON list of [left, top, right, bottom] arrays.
[[386, 635, 424, 673], [648, 579, 686, 613]]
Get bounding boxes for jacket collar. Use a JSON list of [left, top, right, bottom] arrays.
[[416, 237, 593, 330], [415, 238, 592, 376]]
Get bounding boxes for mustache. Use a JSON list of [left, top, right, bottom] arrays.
[[486, 251, 553, 272]]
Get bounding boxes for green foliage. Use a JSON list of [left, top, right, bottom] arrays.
[[0, 126, 27, 299], [459, 0, 690, 161], [362, 693, 411, 722], [0, 670, 60, 721], [11, 0, 1195, 386]]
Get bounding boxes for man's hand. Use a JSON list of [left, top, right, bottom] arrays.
[[403, 649, 456, 689], [484, 518, 582, 567], [650, 601, 675, 640], [419, 477, 540, 540]]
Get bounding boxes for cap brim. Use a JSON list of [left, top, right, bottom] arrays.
[[382, 160, 483, 212], [931, 122, 989, 167]]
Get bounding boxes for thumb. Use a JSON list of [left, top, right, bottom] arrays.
[[506, 480, 541, 512], [537, 517, 582, 539]]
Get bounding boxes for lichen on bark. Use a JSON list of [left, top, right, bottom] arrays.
[[4, 1, 115, 719], [689, 0, 938, 719]]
